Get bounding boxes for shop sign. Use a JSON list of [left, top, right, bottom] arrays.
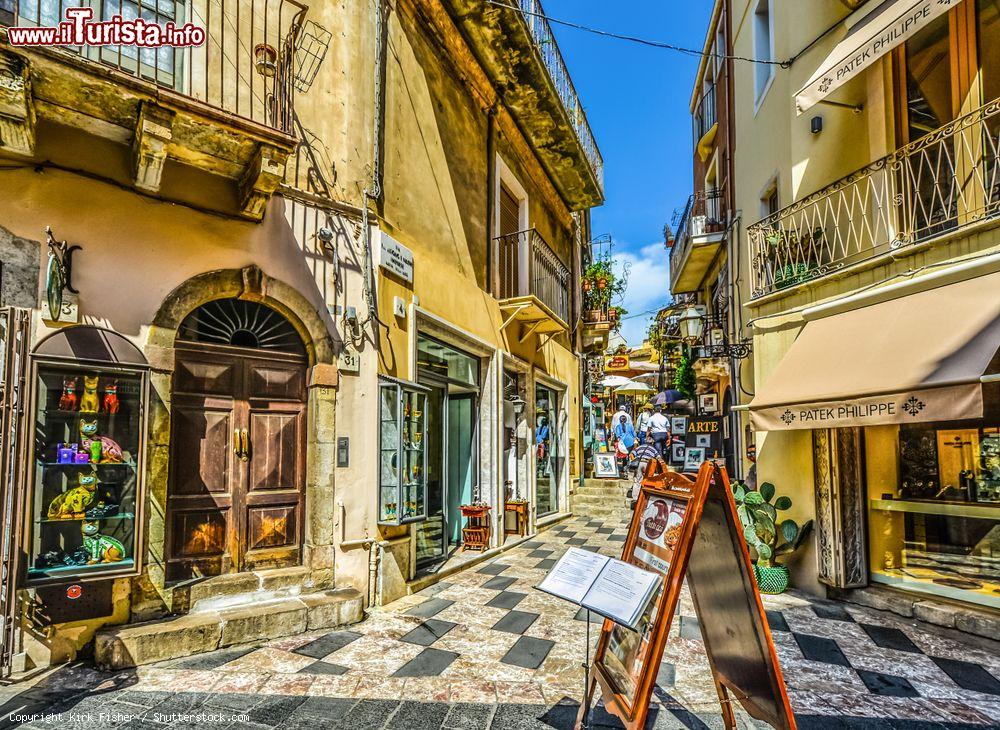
[[379, 232, 414, 284], [750, 383, 983, 431], [604, 354, 630, 372], [685, 416, 724, 456]]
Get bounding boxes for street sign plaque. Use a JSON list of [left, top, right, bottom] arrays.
[[580, 460, 796, 730]]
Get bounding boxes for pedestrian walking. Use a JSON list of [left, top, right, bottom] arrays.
[[648, 406, 670, 457], [636, 403, 653, 441], [629, 433, 659, 502], [613, 413, 636, 477]]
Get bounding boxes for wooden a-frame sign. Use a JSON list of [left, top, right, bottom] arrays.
[[576, 459, 797, 730]]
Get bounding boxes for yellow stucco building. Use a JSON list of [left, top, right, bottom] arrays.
[[711, 0, 1000, 637], [0, 0, 602, 673]]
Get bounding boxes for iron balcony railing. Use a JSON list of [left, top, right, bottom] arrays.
[[517, 0, 603, 191], [670, 188, 727, 277], [748, 97, 1000, 298], [496, 227, 571, 324], [3, 0, 306, 133], [693, 85, 717, 145]]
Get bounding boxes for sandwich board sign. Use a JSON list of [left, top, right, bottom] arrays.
[[576, 460, 796, 730]]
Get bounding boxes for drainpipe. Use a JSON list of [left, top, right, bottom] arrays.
[[338, 501, 388, 607]]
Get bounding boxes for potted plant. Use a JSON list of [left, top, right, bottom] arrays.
[[732, 481, 812, 594]]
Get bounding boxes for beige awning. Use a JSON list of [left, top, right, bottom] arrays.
[[749, 272, 1000, 430], [795, 0, 961, 114]]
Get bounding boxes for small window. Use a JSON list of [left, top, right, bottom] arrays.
[[753, 0, 774, 102]]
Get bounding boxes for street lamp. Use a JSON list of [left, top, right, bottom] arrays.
[[508, 394, 526, 418], [678, 305, 705, 344]]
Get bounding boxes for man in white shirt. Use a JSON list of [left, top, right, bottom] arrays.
[[647, 407, 670, 457]]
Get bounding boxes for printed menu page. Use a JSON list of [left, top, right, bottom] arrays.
[[536, 547, 610, 604], [581, 559, 661, 630]]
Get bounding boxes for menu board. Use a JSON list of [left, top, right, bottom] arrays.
[[583, 459, 796, 730], [600, 492, 687, 703]]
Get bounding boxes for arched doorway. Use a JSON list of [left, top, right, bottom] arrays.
[[165, 299, 308, 581]]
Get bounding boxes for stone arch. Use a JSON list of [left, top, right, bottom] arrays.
[[132, 265, 337, 621], [147, 264, 335, 367]]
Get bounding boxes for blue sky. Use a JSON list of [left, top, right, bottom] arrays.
[[546, 0, 714, 346]]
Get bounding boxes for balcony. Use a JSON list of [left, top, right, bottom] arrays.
[[669, 189, 727, 294], [0, 0, 306, 220], [748, 98, 1000, 299], [439, 0, 603, 210], [693, 86, 717, 161], [496, 228, 570, 344]]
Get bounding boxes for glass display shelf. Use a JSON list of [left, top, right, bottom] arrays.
[[29, 559, 136, 577], [870, 498, 1000, 520], [36, 514, 134, 524]]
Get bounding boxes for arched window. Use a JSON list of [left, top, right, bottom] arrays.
[[177, 299, 305, 356]]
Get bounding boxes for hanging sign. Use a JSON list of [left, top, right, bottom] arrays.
[[379, 231, 414, 284], [604, 354, 630, 372], [578, 460, 796, 730]]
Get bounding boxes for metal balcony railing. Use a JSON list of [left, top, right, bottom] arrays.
[[496, 228, 570, 324], [517, 0, 603, 191], [748, 97, 1000, 298], [693, 85, 717, 145], [670, 188, 727, 275], [3, 0, 306, 133]]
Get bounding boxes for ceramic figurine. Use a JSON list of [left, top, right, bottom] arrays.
[[81, 521, 125, 564], [47, 468, 98, 519], [80, 418, 99, 452], [79, 418, 123, 463], [73, 451, 90, 464], [59, 377, 78, 411], [102, 380, 120, 414], [57, 443, 77, 464], [79, 375, 100, 413]]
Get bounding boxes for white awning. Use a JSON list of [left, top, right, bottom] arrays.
[[748, 271, 1000, 430], [795, 0, 960, 114]]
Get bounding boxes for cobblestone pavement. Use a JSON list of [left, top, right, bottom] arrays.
[[1, 513, 999, 729]]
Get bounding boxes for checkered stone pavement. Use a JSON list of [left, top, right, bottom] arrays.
[[1, 513, 998, 729]]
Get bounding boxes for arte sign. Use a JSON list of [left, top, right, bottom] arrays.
[[604, 354, 630, 372], [750, 384, 983, 431], [379, 232, 414, 284], [795, 0, 959, 113]]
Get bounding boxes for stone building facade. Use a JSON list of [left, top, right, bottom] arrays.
[[0, 0, 601, 673]]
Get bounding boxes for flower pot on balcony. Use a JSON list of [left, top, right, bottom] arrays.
[[583, 309, 605, 324], [608, 308, 619, 322]]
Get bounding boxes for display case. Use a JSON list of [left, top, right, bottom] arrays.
[[379, 377, 428, 525], [25, 327, 149, 586]]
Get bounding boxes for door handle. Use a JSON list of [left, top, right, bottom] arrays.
[[239, 428, 250, 461], [234, 428, 242, 460]]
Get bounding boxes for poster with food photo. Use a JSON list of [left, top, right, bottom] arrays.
[[601, 495, 688, 708]]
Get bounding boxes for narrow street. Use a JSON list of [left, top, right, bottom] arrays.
[[1, 495, 998, 730]]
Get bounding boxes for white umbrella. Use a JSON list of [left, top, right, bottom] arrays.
[[614, 380, 654, 396], [598, 375, 631, 388]]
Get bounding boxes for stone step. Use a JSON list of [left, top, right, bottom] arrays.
[[94, 587, 364, 670], [572, 493, 630, 506]]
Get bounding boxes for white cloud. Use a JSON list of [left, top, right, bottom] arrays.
[[609, 242, 671, 348]]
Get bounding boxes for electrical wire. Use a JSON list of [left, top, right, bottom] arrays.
[[484, 0, 791, 68]]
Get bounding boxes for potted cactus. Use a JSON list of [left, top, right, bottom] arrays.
[[732, 481, 812, 594]]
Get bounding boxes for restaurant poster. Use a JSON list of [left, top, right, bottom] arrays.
[[601, 494, 687, 703]]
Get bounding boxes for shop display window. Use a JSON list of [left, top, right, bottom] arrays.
[[26, 360, 148, 584], [379, 378, 428, 525], [869, 422, 1000, 609]]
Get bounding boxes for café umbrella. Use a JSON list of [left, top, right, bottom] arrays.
[[614, 380, 654, 396], [598, 375, 632, 388]]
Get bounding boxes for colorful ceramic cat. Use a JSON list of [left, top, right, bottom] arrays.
[[79, 375, 99, 413], [102, 380, 120, 414], [47, 469, 98, 519], [79, 419, 124, 463], [81, 521, 125, 564], [59, 377, 78, 411]]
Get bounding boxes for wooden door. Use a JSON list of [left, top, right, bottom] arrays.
[[166, 343, 306, 581]]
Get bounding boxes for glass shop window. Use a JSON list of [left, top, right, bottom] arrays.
[[27, 365, 145, 583], [868, 421, 1000, 610]]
